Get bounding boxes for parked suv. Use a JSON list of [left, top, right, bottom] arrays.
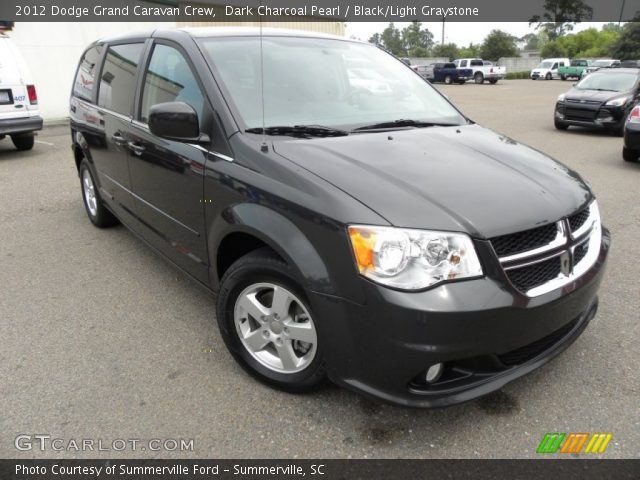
[[0, 31, 42, 150], [70, 28, 609, 408]]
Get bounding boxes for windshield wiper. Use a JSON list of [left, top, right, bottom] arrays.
[[352, 119, 459, 132], [245, 125, 349, 138]]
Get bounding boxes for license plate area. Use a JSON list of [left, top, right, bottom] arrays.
[[0, 89, 13, 104]]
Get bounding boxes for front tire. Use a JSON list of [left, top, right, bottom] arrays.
[[11, 134, 34, 151], [474, 72, 484, 84], [623, 146, 639, 162], [216, 248, 326, 392], [489, 78, 498, 84], [79, 160, 118, 228], [555, 119, 569, 130], [545, 73, 552, 80], [444, 75, 453, 85]]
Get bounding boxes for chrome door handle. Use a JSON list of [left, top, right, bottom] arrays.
[[110, 133, 127, 145], [127, 141, 145, 155]]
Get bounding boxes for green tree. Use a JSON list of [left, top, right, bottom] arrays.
[[540, 40, 568, 58], [458, 43, 480, 58], [402, 21, 434, 54], [530, 0, 594, 40], [431, 43, 459, 60], [480, 30, 519, 61], [519, 33, 540, 51], [610, 22, 640, 60], [368, 23, 404, 56]]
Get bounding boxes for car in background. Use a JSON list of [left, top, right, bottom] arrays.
[[530, 58, 570, 80], [582, 59, 621, 78], [418, 62, 473, 84], [453, 58, 506, 84], [555, 68, 640, 135], [0, 31, 42, 150], [623, 105, 640, 162], [620, 60, 640, 68], [558, 59, 591, 80]]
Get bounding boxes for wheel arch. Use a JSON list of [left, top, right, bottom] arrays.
[[209, 203, 332, 295]]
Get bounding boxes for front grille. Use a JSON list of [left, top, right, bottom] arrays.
[[569, 207, 590, 232], [498, 317, 579, 366], [565, 107, 597, 121], [566, 99, 601, 106], [490, 223, 557, 257], [574, 241, 589, 265], [506, 255, 562, 292]]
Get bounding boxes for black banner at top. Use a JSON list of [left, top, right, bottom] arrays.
[[0, 0, 638, 22]]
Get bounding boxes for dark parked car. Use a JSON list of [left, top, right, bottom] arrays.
[[620, 60, 640, 68], [70, 28, 609, 408], [555, 68, 640, 135], [623, 105, 640, 162], [418, 62, 473, 84]]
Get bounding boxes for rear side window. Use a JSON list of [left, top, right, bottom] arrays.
[[470, 60, 483, 66], [140, 44, 204, 124], [460, 60, 467, 67], [73, 45, 102, 101], [98, 43, 144, 116]]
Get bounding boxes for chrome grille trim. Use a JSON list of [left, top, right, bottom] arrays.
[[498, 221, 567, 263], [495, 201, 601, 297]]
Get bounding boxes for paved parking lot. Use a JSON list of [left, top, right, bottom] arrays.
[[1, 80, 638, 459]]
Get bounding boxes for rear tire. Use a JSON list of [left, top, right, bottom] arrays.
[[623, 146, 639, 162], [216, 248, 327, 393], [474, 72, 484, 84], [561, 75, 567, 81], [489, 78, 498, 84], [554, 119, 569, 131], [79, 160, 118, 228], [11, 134, 34, 151]]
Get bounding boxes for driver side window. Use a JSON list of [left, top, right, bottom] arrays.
[[140, 44, 204, 124]]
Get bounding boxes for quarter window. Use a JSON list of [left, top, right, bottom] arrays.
[[98, 43, 144, 116], [73, 45, 102, 101], [140, 44, 204, 124]]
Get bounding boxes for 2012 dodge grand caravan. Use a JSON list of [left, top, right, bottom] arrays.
[[70, 28, 609, 407]]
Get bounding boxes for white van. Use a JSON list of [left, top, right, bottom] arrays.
[[0, 31, 42, 150], [530, 58, 571, 81]]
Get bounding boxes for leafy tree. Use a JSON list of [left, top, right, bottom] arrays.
[[431, 43, 459, 60], [519, 33, 540, 51], [480, 30, 519, 61], [610, 22, 640, 60], [458, 43, 481, 58], [368, 33, 382, 47], [368, 23, 406, 56], [540, 40, 567, 58], [402, 21, 434, 53], [530, 0, 594, 40], [408, 46, 430, 57]]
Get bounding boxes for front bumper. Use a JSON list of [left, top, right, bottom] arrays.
[[555, 102, 626, 131], [0, 115, 43, 135], [313, 228, 610, 408]]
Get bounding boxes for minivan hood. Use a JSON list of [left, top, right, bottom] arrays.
[[272, 124, 592, 238]]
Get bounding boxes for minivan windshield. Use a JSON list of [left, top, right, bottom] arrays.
[[576, 72, 637, 92], [198, 36, 465, 130]]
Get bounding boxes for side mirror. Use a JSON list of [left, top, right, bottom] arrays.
[[148, 102, 208, 143]]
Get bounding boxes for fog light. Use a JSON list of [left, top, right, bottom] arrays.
[[425, 363, 444, 384]]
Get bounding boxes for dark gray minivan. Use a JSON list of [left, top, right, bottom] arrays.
[[70, 28, 609, 407]]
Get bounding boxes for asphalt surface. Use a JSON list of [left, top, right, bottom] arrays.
[[1, 80, 638, 459]]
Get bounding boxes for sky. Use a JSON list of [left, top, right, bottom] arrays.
[[345, 22, 610, 47]]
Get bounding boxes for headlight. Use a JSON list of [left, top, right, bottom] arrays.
[[605, 96, 629, 107], [348, 225, 483, 290], [557, 93, 566, 102]]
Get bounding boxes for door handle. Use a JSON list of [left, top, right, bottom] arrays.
[[110, 132, 127, 146], [127, 141, 145, 156]]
